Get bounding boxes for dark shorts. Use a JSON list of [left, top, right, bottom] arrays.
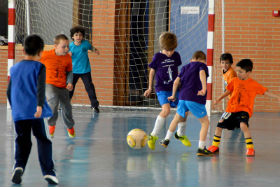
[[217, 111, 249, 130]]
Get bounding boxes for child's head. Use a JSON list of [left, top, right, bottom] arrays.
[[70, 26, 85, 43], [235, 59, 253, 80], [159, 32, 177, 57], [191, 51, 206, 63], [23, 34, 44, 57], [220, 53, 233, 72], [54, 34, 69, 56]]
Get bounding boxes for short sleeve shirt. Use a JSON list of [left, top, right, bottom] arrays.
[[178, 61, 209, 104], [69, 40, 92, 74], [226, 77, 267, 117], [149, 51, 182, 92]]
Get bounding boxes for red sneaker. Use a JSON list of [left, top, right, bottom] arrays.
[[246, 148, 255, 157], [208, 145, 219, 153], [67, 127, 75, 138], [48, 126, 56, 137]]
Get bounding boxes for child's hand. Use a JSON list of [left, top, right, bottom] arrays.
[[66, 83, 73, 91], [34, 106, 42, 118], [213, 99, 220, 105], [144, 89, 152, 97], [94, 48, 100, 55], [68, 51, 72, 56], [197, 89, 206, 96], [168, 96, 176, 102]]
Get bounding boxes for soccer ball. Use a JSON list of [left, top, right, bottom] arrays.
[[127, 129, 148, 149]]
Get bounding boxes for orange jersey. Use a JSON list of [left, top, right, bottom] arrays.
[[223, 67, 237, 86], [225, 77, 267, 117], [40, 49, 72, 88]]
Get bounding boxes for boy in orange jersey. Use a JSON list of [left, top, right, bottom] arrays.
[[220, 53, 236, 89], [40, 34, 75, 138], [208, 59, 280, 157]]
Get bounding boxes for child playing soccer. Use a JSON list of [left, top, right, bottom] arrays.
[[144, 32, 187, 150], [7, 34, 58, 184], [40, 34, 75, 138], [220, 53, 236, 88], [160, 51, 213, 156], [208, 59, 280, 156], [69, 26, 100, 113]]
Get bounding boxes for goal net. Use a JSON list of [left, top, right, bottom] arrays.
[[15, 0, 210, 109]]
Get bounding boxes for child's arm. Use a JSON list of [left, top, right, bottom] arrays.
[[168, 77, 181, 101], [144, 68, 155, 97], [34, 66, 46, 118], [6, 80, 11, 105], [197, 69, 207, 96], [93, 47, 100, 55], [264, 90, 280, 102], [66, 71, 73, 91], [214, 90, 231, 105]]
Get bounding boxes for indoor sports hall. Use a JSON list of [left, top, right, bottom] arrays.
[[0, 0, 280, 187]]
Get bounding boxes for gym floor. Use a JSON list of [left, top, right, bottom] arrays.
[[0, 104, 279, 187]]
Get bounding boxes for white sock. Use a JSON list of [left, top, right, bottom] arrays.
[[151, 115, 166, 136], [177, 122, 186, 136], [164, 130, 173, 140], [198, 141, 206, 149]]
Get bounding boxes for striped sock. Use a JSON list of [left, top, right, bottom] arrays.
[[212, 135, 221, 147], [245, 137, 254, 149]]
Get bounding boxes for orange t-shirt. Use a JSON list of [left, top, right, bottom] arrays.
[[226, 77, 267, 117], [223, 67, 237, 86], [40, 49, 72, 88]]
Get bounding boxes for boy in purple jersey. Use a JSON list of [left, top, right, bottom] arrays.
[[160, 51, 213, 156], [144, 32, 188, 150]]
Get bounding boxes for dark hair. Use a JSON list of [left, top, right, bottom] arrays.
[[220, 53, 233, 64], [192, 50, 206, 61], [54, 34, 69, 44], [70, 26, 85, 39], [236, 59, 253, 72], [23, 34, 44, 56], [159, 32, 177, 51]]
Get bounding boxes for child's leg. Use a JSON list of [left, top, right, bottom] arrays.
[[81, 72, 99, 108], [151, 103, 170, 136], [46, 84, 59, 126], [32, 119, 55, 176], [177, 112, 188, 136], [59, 88, 75, 129], [69, 73, 80, 99], [197, 115, 210, 149], [240, 122, 255, 156], [164, 113, 186, 140]]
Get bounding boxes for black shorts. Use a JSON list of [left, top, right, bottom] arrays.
[[217, 111, 249, 130]]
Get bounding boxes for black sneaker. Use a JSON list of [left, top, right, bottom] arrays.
[[11, 167, 23, 184], [197, 147, 214, 156], [160, 139, 169, 148], [92, 107, 100, 113]]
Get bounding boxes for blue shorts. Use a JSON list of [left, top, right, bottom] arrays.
[[156, 91, 179, 108], [177, 100, 207, 119]]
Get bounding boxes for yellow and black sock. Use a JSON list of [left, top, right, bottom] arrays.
[[245, 137, 254, 149], [212, 135, 221, 147]]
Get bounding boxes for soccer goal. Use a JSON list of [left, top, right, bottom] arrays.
[[10, 0, 216, 111]]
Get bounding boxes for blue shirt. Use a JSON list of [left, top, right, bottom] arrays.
[[178, 61, 209, 104], [69, 40, 92, 74], [9, 60, 52, 122], [149, 51, 182, 92]]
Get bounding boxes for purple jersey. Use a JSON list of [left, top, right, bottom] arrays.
[[149, 51, 182, 92], [178, 61, 209, 104]]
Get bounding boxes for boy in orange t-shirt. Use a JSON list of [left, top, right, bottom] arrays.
[[220, 53, 236, 88], [208, 59, 280, 157], [40, 34, 75, 138]]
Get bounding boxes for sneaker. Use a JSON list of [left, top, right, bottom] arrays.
[[197, 147, 214, 156], [44, 175, 59, 185], [93, 107, 100, 113], [11, 167, 23, 184], [67, 127, 75, 138], [174, 132, 191, 147], [147, 135, 158, 150], [208, 145, 219, 153], [49, 126, 56, 138], [246, 148, 255, 157], [160, 139, 170, 148]]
